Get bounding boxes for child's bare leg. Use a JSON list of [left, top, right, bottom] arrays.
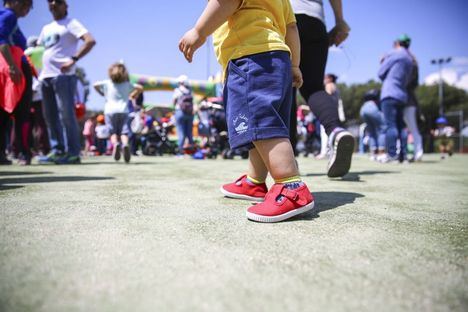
[[110, 134, 118, 146], [111, 134, 121, 160], [121, 134, 131, 162], [247, 137, 313, 223], [121, 135, 129, 146], [248, 148, 268, 183], [253, 138, 299, 181], [220, 147, 268, 201]]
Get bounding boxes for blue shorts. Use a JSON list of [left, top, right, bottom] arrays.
[[105, 113, 130, 136], [223, 50, 292, 150]]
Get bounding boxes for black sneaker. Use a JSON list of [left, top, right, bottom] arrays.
[[123, 144, 131, 163], [327, 129, 355, 178], [113, 143, 121, 161]]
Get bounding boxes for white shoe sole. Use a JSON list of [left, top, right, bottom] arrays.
[[220, 187, 264, 202], [246, 201, 315, 223], [327, 132, 354, 178]]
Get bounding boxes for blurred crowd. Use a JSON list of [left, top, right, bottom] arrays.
[[0, 0, 462, 168]]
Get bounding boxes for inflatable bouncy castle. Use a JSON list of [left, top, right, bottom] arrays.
[[130, 74, 219, 97]]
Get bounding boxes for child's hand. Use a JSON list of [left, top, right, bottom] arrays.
[[179, 28, 206, 63], [292, 66, 303, 88]]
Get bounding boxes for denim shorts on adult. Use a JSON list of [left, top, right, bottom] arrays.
[[105, 113, 129, 136], [223, 50, 293, 150]]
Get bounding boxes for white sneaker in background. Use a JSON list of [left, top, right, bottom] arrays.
[[327, 129, 355, 178]]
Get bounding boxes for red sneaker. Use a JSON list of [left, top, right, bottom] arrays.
[[246, 183, 314, 223], [220, 175, 267, 202]]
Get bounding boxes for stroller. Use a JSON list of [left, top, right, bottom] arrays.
[[142, 117, 177, 156], [201, 98, 249, 160], [296, 107, 321, 157]]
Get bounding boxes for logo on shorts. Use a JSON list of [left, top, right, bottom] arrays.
[[233, 114, 249, 135]]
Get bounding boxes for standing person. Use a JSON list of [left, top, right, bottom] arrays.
[[38, 0, 96, 164], [26, 36, 50, 156], [0, 0, 33, 165], [172, 74, 195, 155], [94, 114, 108, 156], [378, 36, 413, 163], [432, 116, 455, 159], [290, 0, 355, 178], [179, 0, 314, 223], [128, 92, 144, 156], [325, 73, 345, 123], [359, 89, 385, 160], [316, 72, 345, 159], [94, 62, 143, 163], [399, 35, 424, 162], [81, 114, 95, 155]]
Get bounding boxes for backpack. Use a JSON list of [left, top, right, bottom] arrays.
[[177, 93, 194, 115]]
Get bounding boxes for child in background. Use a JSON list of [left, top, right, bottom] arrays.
[[432, 116, 455, 159], [359, 89, 385, 161], [82, 114, 96, 155], [179, 0, 314, 222], [94, 63, 143, 163], [94, 114, 109, 155]]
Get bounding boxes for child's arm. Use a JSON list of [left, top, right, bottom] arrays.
[[179, 0, 242, 63], [130, 84, 144, 100], [93, 82, 105, 97], [285, 22, 303, 88]]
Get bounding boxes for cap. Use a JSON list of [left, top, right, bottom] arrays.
[[397, 34, 411, 46], [177, 75, 189, 85]]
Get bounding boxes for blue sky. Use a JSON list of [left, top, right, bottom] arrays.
[[21, 0, 468, 111]]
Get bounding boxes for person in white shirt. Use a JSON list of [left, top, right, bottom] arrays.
[[94, 62, 143, 163], [38, 0, 96, 164]]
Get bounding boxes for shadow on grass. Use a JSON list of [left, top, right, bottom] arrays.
[[0, 171, 53, 176], [419, 160, 440, 164], [77, 162, 156, 166], [0, 185, 24, 191], [0, 176, 114, 187], [303, 170, 399, 182], [287, 191, 364, 222]]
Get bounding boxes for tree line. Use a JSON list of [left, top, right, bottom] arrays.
[[337, 80, 468, 134]]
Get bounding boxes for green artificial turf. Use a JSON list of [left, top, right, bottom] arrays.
[[1, 154, 467, 312]]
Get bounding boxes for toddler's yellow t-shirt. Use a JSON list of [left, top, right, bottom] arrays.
[[213, 0, 296, 73]]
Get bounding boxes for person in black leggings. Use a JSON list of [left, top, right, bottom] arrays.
[[291, 0, 354, 178]]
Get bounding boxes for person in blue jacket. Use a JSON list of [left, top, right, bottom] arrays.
[[378, 35, 414, 162]]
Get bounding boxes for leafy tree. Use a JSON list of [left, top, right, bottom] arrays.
[[337, 81, 468, 131]]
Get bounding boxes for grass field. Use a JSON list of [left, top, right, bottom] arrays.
[[1, 154, 467, 312]]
